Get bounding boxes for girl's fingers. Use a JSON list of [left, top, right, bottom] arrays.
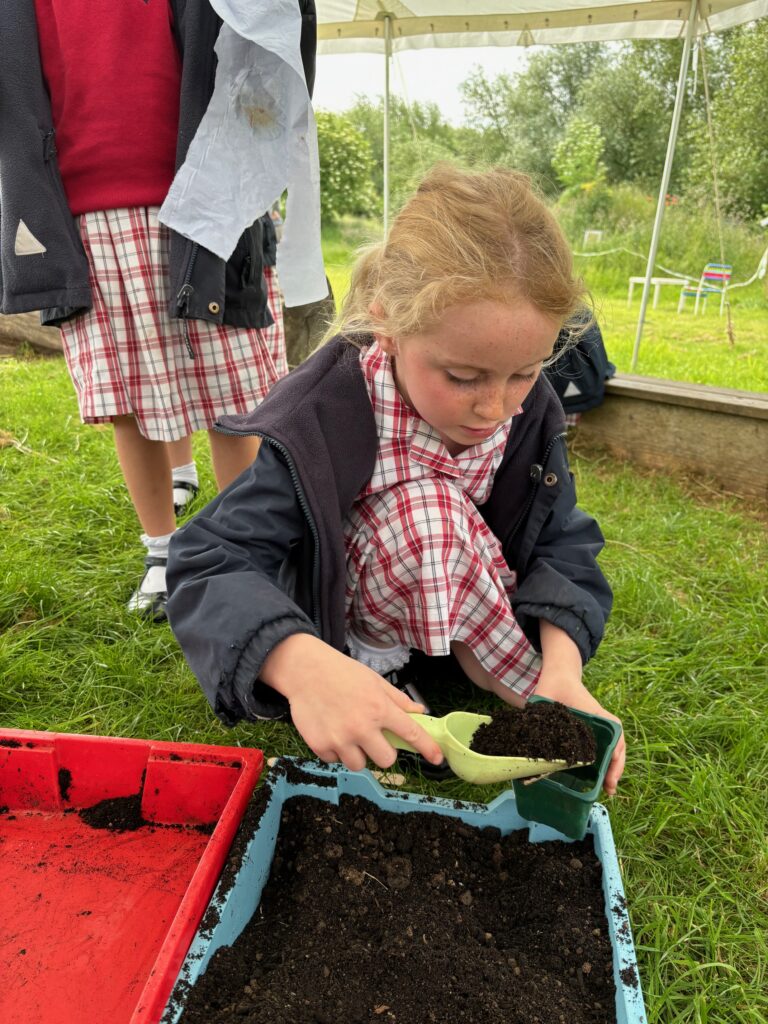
[[383, 679, 426, 714], [386, 708, 444, 765], [604, 736, 626, 796], [335, 744, 369, 773], [361, 733, 400, 771]]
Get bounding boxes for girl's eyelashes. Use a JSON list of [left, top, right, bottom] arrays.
[[445, 369, 539, 387], [445, 372, 478, 387]]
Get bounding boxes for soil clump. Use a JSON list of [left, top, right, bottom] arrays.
[[78, 794, 146, 832], [179, 793, 615, 1024], [470, 702, 597, 764]]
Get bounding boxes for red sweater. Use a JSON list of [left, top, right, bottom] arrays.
[[34, 0, 182, 216]]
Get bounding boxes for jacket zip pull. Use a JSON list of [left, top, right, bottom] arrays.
[[43, 130, 56, 162], [176, 283, 196, 361]]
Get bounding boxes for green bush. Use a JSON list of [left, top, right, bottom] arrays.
[[316, 111, 379, 222], [552, 116, 606, 190]]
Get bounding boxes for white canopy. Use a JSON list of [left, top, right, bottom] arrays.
[[317, 0, 768, 53], [316, 0, 767, 366]]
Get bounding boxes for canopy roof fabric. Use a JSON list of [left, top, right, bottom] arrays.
[[317, 0, 768, 53]]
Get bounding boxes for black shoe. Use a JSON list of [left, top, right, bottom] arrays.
[[385, 669, 454, 780], [173, 480, 199, 518], [126, 555, 168, 623]]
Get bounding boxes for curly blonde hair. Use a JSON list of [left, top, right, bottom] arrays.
[[330, 163, 587, 342]]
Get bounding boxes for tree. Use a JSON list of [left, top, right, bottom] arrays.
[[684, 22, 768, 218], [315, 111, 378, 222], [552, 116, 606, 189], [458, 44, 608, 189], [346, 96, 462, 200], [576, 57, 679, 189]]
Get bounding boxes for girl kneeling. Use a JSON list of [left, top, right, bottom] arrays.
[[166, 164, 625, 794]]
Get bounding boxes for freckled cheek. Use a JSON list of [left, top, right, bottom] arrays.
[[423, 381, 466, 420], [507, 378, 537, 411]]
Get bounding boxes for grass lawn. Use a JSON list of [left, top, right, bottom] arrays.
[[1, 351, 766, 1023]]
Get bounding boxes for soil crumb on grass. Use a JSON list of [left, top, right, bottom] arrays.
[[178, 794, 615, 1024], [470, 702, 597, 764]]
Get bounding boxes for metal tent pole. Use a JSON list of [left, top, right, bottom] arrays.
[[630, 1, 699, 370], [383, 14, 392, 234]]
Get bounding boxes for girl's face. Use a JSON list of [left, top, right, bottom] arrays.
[[376, 299, 560, 455]]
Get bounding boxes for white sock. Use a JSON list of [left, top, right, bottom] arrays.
[[137, 532, 174, 596], [347, 631, 410, 675], [171, 461, 198, 487], [171, 461, 199, 512]]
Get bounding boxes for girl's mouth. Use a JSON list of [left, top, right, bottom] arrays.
[[462, 425, 497, 437]]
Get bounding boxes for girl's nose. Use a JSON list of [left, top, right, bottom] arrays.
[[474, 385, 514, 423]]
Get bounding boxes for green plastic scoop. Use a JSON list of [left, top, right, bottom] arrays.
[[384, 711, 593, 785]]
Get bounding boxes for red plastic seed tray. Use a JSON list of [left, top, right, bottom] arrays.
[[0, 728, 263, 1023]]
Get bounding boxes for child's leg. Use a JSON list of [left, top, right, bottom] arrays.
[[207, 430, 260, 490], [113, 415, 175, 536], [166, 435, 193, 469], [165, 435, 199, 516], [451, 641, 526, 709], [113, 415, 176, 620]]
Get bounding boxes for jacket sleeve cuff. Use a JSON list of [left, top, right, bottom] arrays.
[[227, 616, 319, 722]]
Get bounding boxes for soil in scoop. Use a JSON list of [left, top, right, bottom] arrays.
[[179, 794, 615, 1024], [470, 702, 597, 764]]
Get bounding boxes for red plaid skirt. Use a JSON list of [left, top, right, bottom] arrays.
[[346, 477, 542, 699], [60, 207, 286, 441]]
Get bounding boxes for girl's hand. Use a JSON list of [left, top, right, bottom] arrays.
[[260, 633, 445, 772], [533, 672, 625, 795], [535, 620, 626, 796]]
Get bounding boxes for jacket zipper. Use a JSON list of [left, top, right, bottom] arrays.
[[42, 130, 82, 249], [213, 427, 322, 632], [176, 243, 200, 360], [508, 431, 564, 542]]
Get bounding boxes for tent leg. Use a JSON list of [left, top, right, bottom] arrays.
[[383, 14, 392, 234], [630, 2, 699, 370]]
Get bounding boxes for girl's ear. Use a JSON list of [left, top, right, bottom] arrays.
[[369, 301, 398, 355], [376, 333, 398, 356]]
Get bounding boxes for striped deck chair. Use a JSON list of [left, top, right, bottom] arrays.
[[677, 262, 732, 315]]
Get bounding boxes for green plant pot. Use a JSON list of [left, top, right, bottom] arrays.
[[512, 695, 622, 840]]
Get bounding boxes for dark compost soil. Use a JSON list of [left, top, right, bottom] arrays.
[[179, 793, 616, 1024], [470, 702, 597, 764]]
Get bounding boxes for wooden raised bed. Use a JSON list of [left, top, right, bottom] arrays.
[[575, 374, 768, 504]]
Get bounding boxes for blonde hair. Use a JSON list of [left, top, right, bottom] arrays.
[[331, 163, 587, 343]]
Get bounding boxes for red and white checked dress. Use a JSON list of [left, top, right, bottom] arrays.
[[60, 207, 286, 442], [344, 343, 542, 699]]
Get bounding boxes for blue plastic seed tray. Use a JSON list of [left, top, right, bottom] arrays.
[[163, 760, 646, 1024]]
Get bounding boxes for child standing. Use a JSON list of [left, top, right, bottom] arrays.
[[0, 0, 315, 621], [166, 165, 625, 794]]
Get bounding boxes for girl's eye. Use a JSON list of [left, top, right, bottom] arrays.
[[446, 372, 478, 387], [513, 370, 538, 383]]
